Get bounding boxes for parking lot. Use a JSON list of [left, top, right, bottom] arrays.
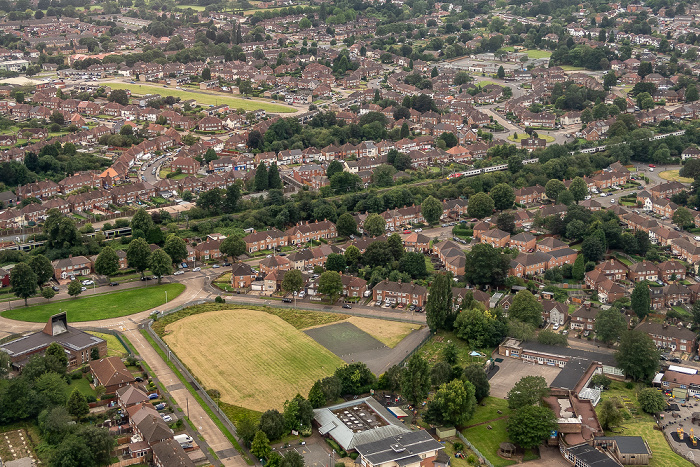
[[275, 435, 330, 467], [488, 357, 563, 399]]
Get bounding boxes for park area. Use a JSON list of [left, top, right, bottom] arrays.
[[597, 382, 692, 467], [507, 133, 555, 143], [461, 398, 518, 467], [659, 170, 694, 184], [107, 82, 296, 113], [1, 283, 184, 322]]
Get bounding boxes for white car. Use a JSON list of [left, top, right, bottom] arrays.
[[173, 270, 184, 275], [552, 324, 560, 331], [82, 280, 93, 286], [192, 267, 201, 272], [81, 287, 87, 291], [610, 198, 615, 203], [415, 228, 422, 232], [161, 415, 173, 423]]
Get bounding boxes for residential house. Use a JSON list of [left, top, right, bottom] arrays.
[[636, 320, 696, 353], [372, 280, 427, 306], [570, 304, 599, 331], [90, 356, 136, 394]]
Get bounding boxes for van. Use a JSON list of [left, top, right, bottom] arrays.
[[174, 434, 193, 449]]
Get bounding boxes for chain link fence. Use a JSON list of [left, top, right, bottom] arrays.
[[457, 432, 495, 467]]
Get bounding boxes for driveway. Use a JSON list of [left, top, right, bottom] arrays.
[[488, 358, 562, 399]]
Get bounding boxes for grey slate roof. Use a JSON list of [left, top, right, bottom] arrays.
[[355, 430, 443, 466]]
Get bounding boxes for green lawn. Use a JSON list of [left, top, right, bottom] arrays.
[[178, 3, 206, 10], [88, 331, 129, 357], [524, 49, 552, 59], [597, 382, 692, 467], [416, 330, 490, 367], [468, 397, 512, 425], [462, 418, 516, 467], [65, 377, 97, 399], [1, 283, 185, 322], [507, 133, 555, 143], [107, 83, 296, 113]]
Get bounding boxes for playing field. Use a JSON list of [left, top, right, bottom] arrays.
[[345, 317, 420, 348], [107, 82, 296, 114], [304, 322, 385, 357], [524, 49, 552, 59], [164, 309, 343, 411], [507, 133, 555, 143], [659, 170, 693, 184]]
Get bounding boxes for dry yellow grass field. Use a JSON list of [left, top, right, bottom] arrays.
[[345, 317, 421, 348], [164, 309, 343, 411]]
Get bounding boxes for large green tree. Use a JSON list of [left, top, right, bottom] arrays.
[[163, 234, 188, 264], [594, 307, 628, 344], [425, 379, 477, 426], [507, 405, 557, 449], [615, 330, 659, 381], [363, 213, 386, 237], [282, 269, 304, 297], [255, 162, 269, 191], [126, 237, 151, 277], [251, 431, 271, 459], [220, 235, 246, 262], [631, 281, 650, 319], [130, 207, 154, 234], [10, 262, 37, 306], [426, 272, 453, 331], [421, 196, 443, 224], [509, 290, 543, 328], [318, 271, 343, 304], [464, 244, 510, 287], [673, 207, 694, 230], [463, 363, 491, 402], [43, 209, 81, 249], [467, 192, 495, 219], [638, 387, 665, 413], [569, 177, 588, 203], [400, 354, 431, 405], [28, 254, 53, 287], [67, 279, 82, 297], [94, 246, 120, 276], [545, 179, 566, 202], [336, 212, 358, 237], [399, 252, 428, 278], [598, 398, 623, 430], [268, 162, 282, 189], [507, 376, 549, 409], [149, 249, 173, 283], [490, 183, 515, 211], [67, 387, 89, 419]]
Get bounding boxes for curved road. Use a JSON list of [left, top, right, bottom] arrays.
[[0, 270, 427, 467]]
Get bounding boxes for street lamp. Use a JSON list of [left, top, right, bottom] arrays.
[[165, 290, 168, 304]]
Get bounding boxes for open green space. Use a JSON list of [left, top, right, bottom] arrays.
[[507, 133, 555, 143], [88, 331, 129, 358], [1, 283, 185, 322], [178, 4, 206, 10], [467, 397, 512, 425], [524, 49, 552, 59], [65, 376, 97, 399], [107, 82, 296, 113], [597, 382, 692, 467], [416, 330, 489, 367], [462, 417, 516, 467], [658, 170, 693, 184]]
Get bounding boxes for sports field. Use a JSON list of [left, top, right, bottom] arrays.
[[659, 170, 693, 184], [507, 132, 555, 143], [346, 317, 420, 348], [164, 309, 343, 411], [1, 283, 184, 322], [107, 82, 296, 113]]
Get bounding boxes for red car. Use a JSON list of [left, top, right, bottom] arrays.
[[403, 229, 411, 234], [649, 164, 656, 168]]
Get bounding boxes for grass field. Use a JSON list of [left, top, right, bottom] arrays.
[[417, 330, 490, 367], [597, 382, 692, 467], [65, 377, 97, 399], [305, 322, 385, 356], [107, 83, 296, 113], [346, 317, 421, 348], [460, 398, 515, 467], [1, 283, 184, 322], [178, 4, 206, 10], [659, 170, 693, 184], [164, 309, 344, 411], [524, 50, 552, 59], [88, 331, 128, 357], [559, 65, 586, 71], [507, 133, 555, 143]]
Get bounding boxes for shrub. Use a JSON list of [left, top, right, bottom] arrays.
[[69, 370, 83, 380], [215, 296, 225, 303], [86, 395, 97, 403], [591, 374, 612, 389], [625, 382, 634, 390]]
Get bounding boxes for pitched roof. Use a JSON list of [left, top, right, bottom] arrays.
[[90, 356, 135, 388]]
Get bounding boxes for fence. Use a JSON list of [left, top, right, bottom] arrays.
[[397, 331, 432, 367], [81, 326, 134, 356], [457, 432, 495, 467]]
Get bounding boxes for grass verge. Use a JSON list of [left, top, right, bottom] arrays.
[[658, 170, 693, 184], [1, 283, 185, 322], [140, 329, 253, 465], [88, 331, 129, 357]]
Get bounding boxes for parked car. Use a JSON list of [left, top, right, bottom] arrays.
[[342, 304, 352, 309], [212, 264, 220, 268], [52, 286, 60, 291], [181, 262, 189, 268], [155, 403, 167, 410], [192, 267, 201, 272], [282, 298, 292, 303], [222, 262, 231, 266], [148, 393, 159, 400], [552, 324, 560, 331], [162, 415, 173, 423], [81, 287, 87, 291], [174, 270, 184, 275], [109, 282, 119, 286], [375, 300, 382, 307]]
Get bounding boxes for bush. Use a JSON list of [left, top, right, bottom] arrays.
[[126, 355, 139, 366], [591, 374, 612, 389], [69, 370, 83, 380], [625, 382, 634, 390], [86, 395, 97, 403], [215, 296, 225, 303]]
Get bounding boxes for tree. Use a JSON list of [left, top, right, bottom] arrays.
[[10, 262, 37, 306], [615, 330, 659, 381], [603, 70, 617, 89], [582, 230, 606, 262], [569, 177, 588, 203], [421, 196, 443, 225], [431, 361, 453, 387], [282, 269, 304, 297], [425, 379, 477, 427], [371, 164, 397, 188], [326, 160, 344, 178], [251, 431, 271, 459], [344, 245, 361, 267], [318, 271, 343, 304], [94, 246, 119, 276], [463, 363, 490, 402], [334, 362, 376, 395], [464, 244, 510, 287], [400, 354, 431, 405], [164, 234, 188, 264], [497, 65, 505, 79], [268, 162, 282, 189], [28, 255, 53, 287], [255, 162, 269, 191], [67, 279, 82, 297], [127, 237, 151, 277], [673, 207, 694, 230], [507, 405, 557, 449], [509, 290, 543, 328], [426, 273, 453, 331], [283, 394, 313, 430], [258, 410, 286, 440], [41, 287, 56, 301], [108, 89, 129, 106], [131, 208, 154, 234], [336, 212, 357, 237], [686, 84, 699, 102], [572, 255, 585, 281], [202, 67, 211, 80], [35, 372, 68, 407], [364, 213, 386, 237], [76, 425, 115, 466], [595, 308, 627, 344], [490, 183, 515, 211], [67, 387, 89, 419], [545, 179, 566, 202], [220, 235, 246, 262], [281, 450, 305, 467], [399, 252, 427, 278], [638, 387, 665, 413], [149, 250, 173, 283], [50, 435, 95, 467], [638, 61, 652, 78], [507, 375, 549, 409], [631, 281, 650, 320], [468, 192, 495, 219], [45, 341, 68, 373], [325, 253, 346, 272]]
